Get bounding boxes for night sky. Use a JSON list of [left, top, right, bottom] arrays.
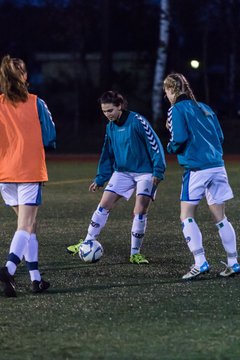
[[0, 0, 239, 152]]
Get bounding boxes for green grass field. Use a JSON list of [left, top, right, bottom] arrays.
[[1, 160, 240, 360]]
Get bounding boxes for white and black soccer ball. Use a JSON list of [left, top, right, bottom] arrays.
[[79, 239, 103, 263]]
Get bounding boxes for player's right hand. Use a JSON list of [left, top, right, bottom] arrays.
[[89, 182, 100, 192]]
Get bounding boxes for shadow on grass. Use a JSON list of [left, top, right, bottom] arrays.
[[44, 273, 230, 295]]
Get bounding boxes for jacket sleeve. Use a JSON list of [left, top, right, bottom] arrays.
[[167, 106, 188, 154], [94, 131, 115, 186], [37, 97, 56, 149], [136, 116, 166, 180], [212, 113, 224, 144]]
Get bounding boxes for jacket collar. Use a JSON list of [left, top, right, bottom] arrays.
[[115, 110, 130, 126], [175, 94, 191, 104]]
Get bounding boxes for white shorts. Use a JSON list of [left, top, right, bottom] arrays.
[[0, 183, 42, 206], [104, 171, 157, 201], [180, 167, 233, 205]]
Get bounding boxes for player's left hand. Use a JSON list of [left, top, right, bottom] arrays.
[[152, 176, 161, 186]]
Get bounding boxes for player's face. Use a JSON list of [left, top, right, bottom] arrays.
[[164, 88, 175, 105], [101, 103, 122, 122]]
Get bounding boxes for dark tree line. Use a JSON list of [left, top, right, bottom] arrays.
[[0, 0, 240, 152]]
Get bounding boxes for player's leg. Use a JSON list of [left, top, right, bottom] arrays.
[[19, 183, 49, 292], [206, 167, 239, 276], [67, 191, 121, 255], [14, 204, 49, 292], [181, 202, 209, 279], [0, 183, 49, 296], [67, 171, 132, 255], [85, 191, 121, 241], [129, 173, 157, 264], [209, 203, 240, 276], [180, 170, 210, 279], [130, 194, 151, 264], [6, 205, 37, 274], [0, 184, 20, 296], [11, 207, 43, 285], [24, 221, 41, 281], [87, 171, 135, 241], [181, 202, 207, 268], [0, 205, 37, 297]]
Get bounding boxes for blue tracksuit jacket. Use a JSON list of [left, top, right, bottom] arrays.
[[95, 111, 166, 186], [37, 97, 56, 149], [167, 95, 224, 170]]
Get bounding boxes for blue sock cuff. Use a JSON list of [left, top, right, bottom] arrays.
[[227, 252, 238, 258], [97, 205, 109, 215], [7, 253, 21, 265], [181, 217, 194, 229], [193, 248, 205, 256], [216, 217, 228, 229], [134, 214, 147, 221], [25, 261, 39, 271]]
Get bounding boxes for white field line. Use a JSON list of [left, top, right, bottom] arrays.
[[47, 179, 91, 185], [47, 169, 182, 186]]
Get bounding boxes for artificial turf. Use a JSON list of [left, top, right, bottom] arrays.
[[0, 160, 240, 360]]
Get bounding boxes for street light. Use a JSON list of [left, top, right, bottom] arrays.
[[190, 60, 200, 69]]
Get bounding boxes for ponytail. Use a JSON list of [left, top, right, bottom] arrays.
[[163, 73, 209, 116], [0, 55, 28, 103]]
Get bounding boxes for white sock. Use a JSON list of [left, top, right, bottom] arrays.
[[24, 233, 41, 281], [85, 205, 109, 240], [131, 214, 147, 255], [182, 217, 206, 267], [216, 217, 238, 266], [6, 230, 30, 275]]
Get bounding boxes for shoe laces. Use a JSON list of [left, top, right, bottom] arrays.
[[189, 264, 199, 271], [133, 253, 145, 260], [220, 260, 229, 269]]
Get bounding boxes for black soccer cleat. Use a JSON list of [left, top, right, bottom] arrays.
[[32, 279, 50, 294], [0, 266, 17, 297]]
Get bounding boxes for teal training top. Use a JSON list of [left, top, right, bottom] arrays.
[[95, 110, 166, 186], [37, 97, 56, 149], [166, 96, 224, 170]]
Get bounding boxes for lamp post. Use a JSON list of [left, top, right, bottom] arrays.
[[190, 60, 200, 69]]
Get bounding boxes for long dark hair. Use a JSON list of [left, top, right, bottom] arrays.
[[99, 91, 128, 110], [0, 55, 28, 103]]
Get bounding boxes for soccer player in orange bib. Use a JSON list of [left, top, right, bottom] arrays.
[[0, 55, 56, 297]]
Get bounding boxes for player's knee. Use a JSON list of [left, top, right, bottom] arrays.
[[17, 225, 32, 234], [133, 204, 149, 215], [96, 204, 110, 215]]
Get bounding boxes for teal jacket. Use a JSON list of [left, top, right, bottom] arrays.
[[95, 111, 166, 186], [167, 95, 224, 170], [37, 97, 56, 149]]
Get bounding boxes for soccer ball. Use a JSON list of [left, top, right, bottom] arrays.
[[79, 239, 103, 263]]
